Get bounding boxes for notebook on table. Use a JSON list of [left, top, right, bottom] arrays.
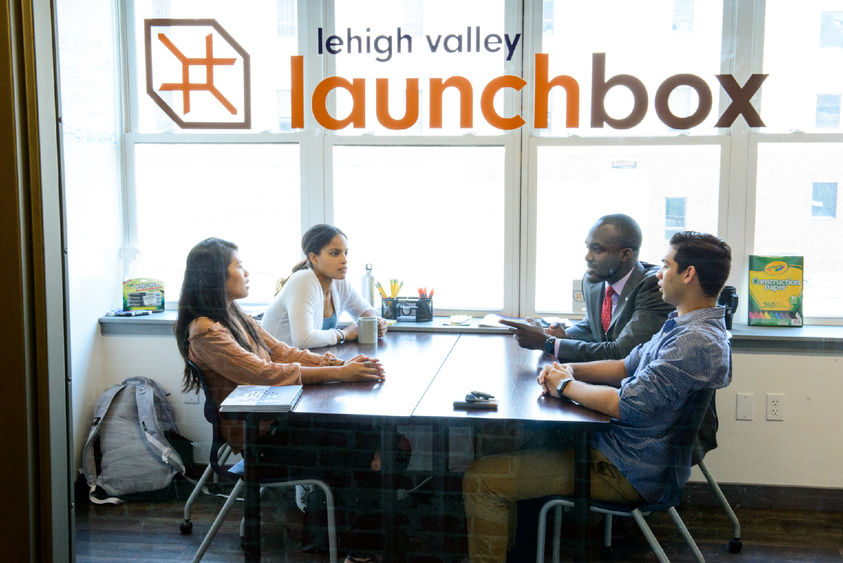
[[219, 384, 303, 413]]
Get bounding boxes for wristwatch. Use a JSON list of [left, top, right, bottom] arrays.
[[556, 377, 573, 399], [543, 337, 555, 355], [336, 328, 346, 343]]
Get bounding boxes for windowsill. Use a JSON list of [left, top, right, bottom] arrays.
[[98, 312, 843, 354]]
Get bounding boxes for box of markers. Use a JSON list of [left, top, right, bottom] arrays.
[[747, 256, 803, 326], [123, 278, 165, 311]]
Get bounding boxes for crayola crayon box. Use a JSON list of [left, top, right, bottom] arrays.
[[122, 278, 165, 311], [747, 256, 803, 326]]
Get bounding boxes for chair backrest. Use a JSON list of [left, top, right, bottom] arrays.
[[655, 387, 716, 508], [187, 361, 227, 475], [692, 341, 732, 465]]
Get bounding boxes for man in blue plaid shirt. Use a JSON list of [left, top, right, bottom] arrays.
[[464, 231, 732, 563]]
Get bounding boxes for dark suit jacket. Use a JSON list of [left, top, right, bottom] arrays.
[[555, 261, 674, 362]]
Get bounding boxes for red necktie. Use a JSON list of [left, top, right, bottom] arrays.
[[601, 285, 615, 333]]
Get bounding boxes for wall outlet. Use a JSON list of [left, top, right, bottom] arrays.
[[183, 392, 199, 405], [766, 393, 784, 421], [736, 392, 753, 421]]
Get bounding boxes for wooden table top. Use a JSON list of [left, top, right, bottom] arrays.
[[412, 333, 610, 428], [292, 331, 460, 418], [292, 331, 609, 429]]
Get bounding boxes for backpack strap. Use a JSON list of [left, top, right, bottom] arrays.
[[80, 383, 127, 486], [145, 377, 181, 434], [135, 379, 186, 475], [87, 483, 124, 506]]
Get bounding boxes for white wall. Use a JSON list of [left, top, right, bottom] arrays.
[[87, 333, 843, 489], [57, 0, 124, 472], [693, 351, 843, 488]]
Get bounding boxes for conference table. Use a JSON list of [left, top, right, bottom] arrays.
[[240, 331, 611, 561]]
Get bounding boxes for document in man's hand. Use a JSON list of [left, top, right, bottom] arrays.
[[219, 384, 303, 413]]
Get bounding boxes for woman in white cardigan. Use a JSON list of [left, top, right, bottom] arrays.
[[261, 224, 387, 348]]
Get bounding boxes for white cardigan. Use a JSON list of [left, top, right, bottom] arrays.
[[260, 268, 376, 349]]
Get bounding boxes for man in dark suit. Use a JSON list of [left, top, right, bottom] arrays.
[[503, 214, 674, 362]]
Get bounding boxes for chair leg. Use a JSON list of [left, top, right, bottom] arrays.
[[536, 499, 573, 563], [603, 513, 613, 547], [698, 459, 742, 552], [309, 480, 338, 563], [181, 443, 233, 535], [552, 505, 563, 563], [630, 509, 669, 563], [667, 506, 705, 562], [235, 479, 338, 563], [192, 478, 245, 563]]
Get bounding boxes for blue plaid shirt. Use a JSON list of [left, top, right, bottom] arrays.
[[592, 306, 731, 503]]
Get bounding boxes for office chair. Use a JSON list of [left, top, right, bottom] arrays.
[[186, 361, 338, 563], [536, 388, 714, 563]]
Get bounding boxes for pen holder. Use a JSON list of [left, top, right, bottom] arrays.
[[382, 297, 433, 322]]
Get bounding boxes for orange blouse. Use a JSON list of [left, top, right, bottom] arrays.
[[188, 315, 333, 452]]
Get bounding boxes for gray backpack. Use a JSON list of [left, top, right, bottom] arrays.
[[81, 377, 187, 504]]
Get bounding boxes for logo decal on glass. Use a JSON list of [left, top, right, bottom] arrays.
[[144, 19, 251, 129]]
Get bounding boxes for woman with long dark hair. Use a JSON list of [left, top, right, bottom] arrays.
[[261, 224, 386, 348], [175, 237, 387, 562]]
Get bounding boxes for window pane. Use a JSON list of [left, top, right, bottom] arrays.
[[133, 0, 297, 133], [816, 94, 841, 128], [756, 144, 843, 317], [764, 2, 843, 132], [812, 182, 838, 218], [333, 146, 505, 309], [133, 144, 300, 303], [534, 145, 719, 312], [332, 0, 508, 135], [541, 0, 724, 137]]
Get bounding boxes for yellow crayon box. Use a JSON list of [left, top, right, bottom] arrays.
[[122, 278, 165, 311], [747, 256, 803, 326]]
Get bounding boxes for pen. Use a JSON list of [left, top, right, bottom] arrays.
[[396, 281, 403, 296]]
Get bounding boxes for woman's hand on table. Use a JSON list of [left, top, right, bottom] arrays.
[[339, 354, 385, 381], [342, 323, 359, 341]]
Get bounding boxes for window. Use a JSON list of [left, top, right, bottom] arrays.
[[539, 0, 723, 137], [333, 146, 506, 310], [276, 0, 296, 37], [812, 182, 838, 218], [665, 197, 687, 239], [765, 5, 843, 133], [76, 0, 843, 321], [756, 145, 843, 317], [820, 11, 843, 48], [672, 0, 694, 33], [757, 4, 843, 317], [331, 0, 509, 136], [816, 94, 841, 128], [534, 145, 719, 312], [533, 0, 722, 313], [132, 144, 301, 303]]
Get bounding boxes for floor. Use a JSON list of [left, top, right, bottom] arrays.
[[74, 479, 843, 562]]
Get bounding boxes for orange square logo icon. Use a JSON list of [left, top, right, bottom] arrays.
[[144, 19, 251, 129]]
